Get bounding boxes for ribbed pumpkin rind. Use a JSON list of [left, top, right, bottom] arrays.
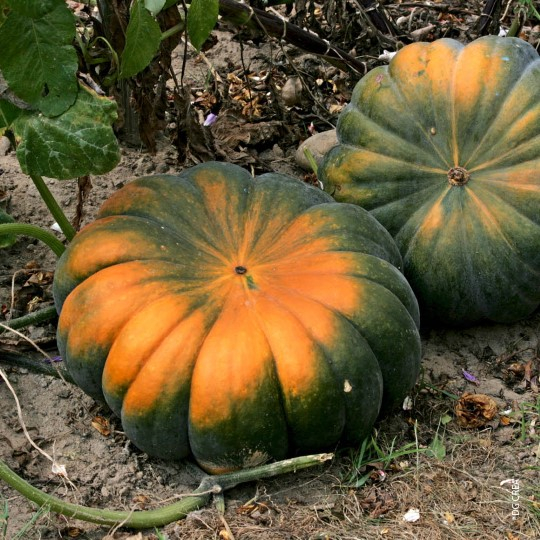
[[319, 36, 540, 325], [54, 162, 421, 472]]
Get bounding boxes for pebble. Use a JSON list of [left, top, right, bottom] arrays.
[[56, 388, 72, 399], [281, 77, 303, 106], [295, 129, 338, 171], [0, 136, 11, 156]]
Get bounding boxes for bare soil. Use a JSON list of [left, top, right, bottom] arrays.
[[1, 3, 540, 539]]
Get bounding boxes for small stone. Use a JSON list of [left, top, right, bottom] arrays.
[[56, 388, 72, 399], [272, 144, 284, 158], [281, 77, 303, 106], [0, 136, 11, 156], [295, 129, 338, 171]]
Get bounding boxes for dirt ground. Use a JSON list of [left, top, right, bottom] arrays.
[[1, 2, 540, 539]]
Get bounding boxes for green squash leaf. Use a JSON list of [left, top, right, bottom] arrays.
[[0, 99, 24, 135], [120, 0, 162, 79], [0, 208, 16, 249], [427, 433, 446, 460], [187, 0, 218, 51], [0, 0, 9, 26], [145, 0, 166, 16], [12, 85, 120, 180], [0, 0, 78, 117]]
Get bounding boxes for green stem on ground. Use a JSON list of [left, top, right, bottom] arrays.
[[30, 174, 76, 242], [161, 22, 185, 41], [0, 351, 72, 382], [0, 306, 58, 333], [0, 453, 332, 528], [0, 223, 65, 257], [506, 8, 526, 37]]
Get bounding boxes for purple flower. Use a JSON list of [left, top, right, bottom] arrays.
[[44, 355, 63, 364], [462, 368, 479, 385], [203, 113, 218, 126]]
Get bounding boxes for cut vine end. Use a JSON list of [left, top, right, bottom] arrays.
[[234, 266, 247, 275], [447, 166, 470, 187]]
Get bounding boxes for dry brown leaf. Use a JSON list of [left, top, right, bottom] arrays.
[[455, 393, 498, 428], [91, 415, 111, 437]]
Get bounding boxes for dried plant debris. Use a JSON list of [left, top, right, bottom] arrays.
[[455, 392, 499, 428]]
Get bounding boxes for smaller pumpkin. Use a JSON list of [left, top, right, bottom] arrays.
[[319, 36, 540, 325], [53, 162, 421, 473]]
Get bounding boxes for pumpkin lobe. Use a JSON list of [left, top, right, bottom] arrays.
[[447, 166, 470, 187]]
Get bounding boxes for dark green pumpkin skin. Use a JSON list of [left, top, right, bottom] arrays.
[[319, 36, 540, 326], [53, 162, 421, 473]]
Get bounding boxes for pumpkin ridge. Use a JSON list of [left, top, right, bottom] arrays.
[[268, 269, 417, 331], [397, 188, 452, 262], [474, 164, 540, 196], [383, 73, 454, 168], [112, 214, 231, 266], [379, 185, 449, 241], [465, 137, 540, 173], [103, 295, 206, 412], [462, 64, 539, 169], [245, 286, 349, 449], [248, 283, 385, 446], [451, 38, 539, 168], [191, 168, 254, 258], [464, 188, 540, 278], [237, 184, 328, 264], [96, 177, 236, 263], [258, 276, 420, 407], [343, 102, 451, 169], [343, 144, 447, 176], [97, 212, 231, 267], [243, 287, 307, 451], [368, 180, 443, 219]]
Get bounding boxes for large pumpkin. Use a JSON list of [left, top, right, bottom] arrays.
[[53, 162, 421, 473], [319, 36, 540, 325]]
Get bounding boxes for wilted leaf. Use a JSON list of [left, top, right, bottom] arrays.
[[120, 0, 162, 79], [455, 393, 498, 428], [0, 0, 78, 116], [442, 511, 455, 524], [91, 415, 111, 437], [12, 85, 120, 179], [187, 0, 218, 51], [63, 527, 85, 538]]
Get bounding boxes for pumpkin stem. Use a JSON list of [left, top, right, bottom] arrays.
[[447, 167, 470, 187], [234, 265, 248, 275], [0, 306, 58, 335], [0, 453, 333, 528], [0, 223, 65, 257], [30, 174, 76, 242]]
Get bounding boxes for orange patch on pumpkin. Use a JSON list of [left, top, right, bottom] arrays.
[[120, 308, 211, 415], [249, 294, 323, 399], [103, 295, 194, 395], [188, 285, 275, 428], [61, 263, 175, 354], [64, 224, 152, 277]]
